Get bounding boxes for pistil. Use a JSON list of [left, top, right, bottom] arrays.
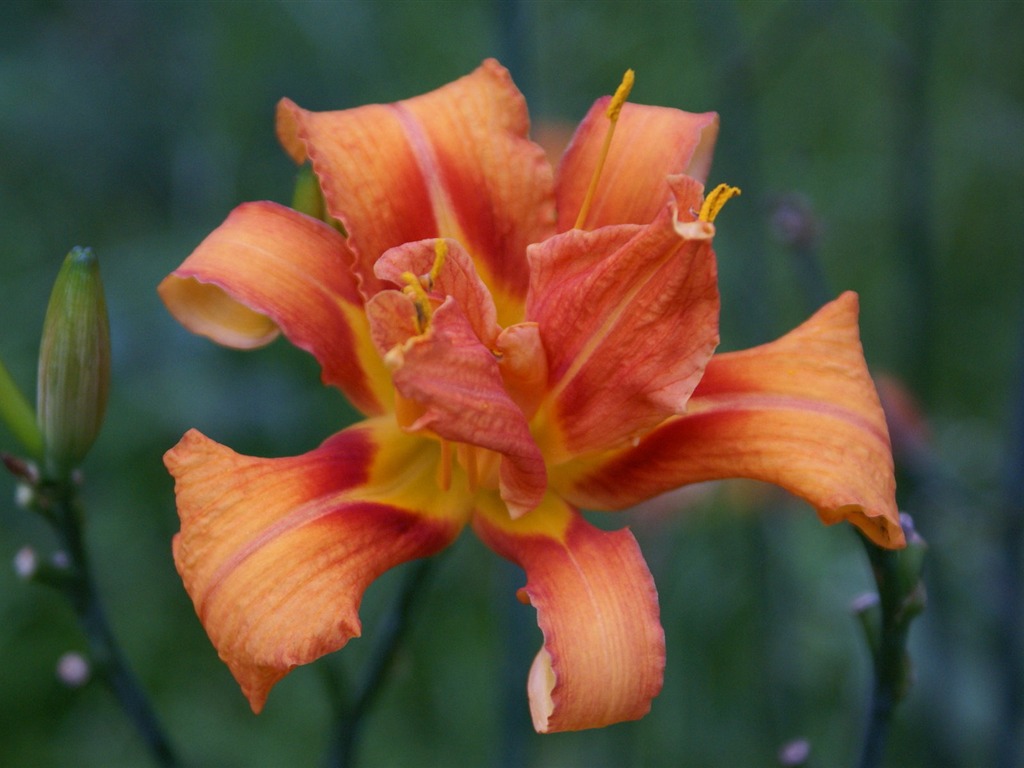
[[573, 69, 635, 230]]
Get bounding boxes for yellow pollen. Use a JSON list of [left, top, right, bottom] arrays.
[[574, 69, 635, 230], [605, 69, 635, 120], [401, 271, 432, 332], [698, 183, 742, 223]]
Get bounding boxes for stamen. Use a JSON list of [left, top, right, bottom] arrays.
[[438, 439, 452, 491], [573, 69, 635, 230], [401, 271, 432, 332], [464, 446, 479, 492], [698, 183, 742, 223], [424, 239, 448, 291], [605, 69, 635, 121]]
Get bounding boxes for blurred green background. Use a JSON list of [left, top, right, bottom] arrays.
[[1, 1, 1022, 766]]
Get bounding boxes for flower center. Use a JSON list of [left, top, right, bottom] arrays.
[[435, 438, 501, 497], [573, 69, 635, 230]]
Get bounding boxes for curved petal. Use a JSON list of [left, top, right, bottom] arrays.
[[374, 238, 501, 346], [561, 292, 904, 548], [377, 297, 546, 517], [472, 494, 664, 732], [277, 59, 556, 324], [158, 201, 391, 416], [166, 419, 468, 712], [528, 201, 720, 459], [556, 100, 718, 232]]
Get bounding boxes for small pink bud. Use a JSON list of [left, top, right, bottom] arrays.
[[56, 651, 90, 687], [13, 546, 37, 580]]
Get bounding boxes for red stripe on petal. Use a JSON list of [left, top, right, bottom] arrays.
[[277, 98, 438, 298], [158, 201, 390, 416], [565, 293, 903, 549], [473, 495, 665, 732], [165, 421, 467, 712], [528, 206, 720, 457], [399, 60, 556, 324], [278, 61, 555, 325]]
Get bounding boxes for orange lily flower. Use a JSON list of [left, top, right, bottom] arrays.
[[159, 59, 903, 733]]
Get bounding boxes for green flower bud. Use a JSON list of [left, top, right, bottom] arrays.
[[36, 247, 110, 475], [291, 163, 347, 236], [291, 163, 326, 220]]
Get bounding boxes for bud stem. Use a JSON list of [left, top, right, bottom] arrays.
[[856, 522, 926, 768], [26, 475, 179, 766]]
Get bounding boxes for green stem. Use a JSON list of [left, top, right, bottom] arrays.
[[35, 476, 179, 767], [0, 358, 43, 458], [856, 534, 918, 768], [324, 557, 437, 768]]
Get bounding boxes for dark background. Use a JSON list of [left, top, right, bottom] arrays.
[[1, 1, 1021, 765]]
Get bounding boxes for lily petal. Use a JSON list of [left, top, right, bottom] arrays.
[[528, 202, 720, 459], [561, 292, 904, 548], [473, 494, 664, 732], [375, 238, 501, 347], [376, 297, 547, 517], [158, 201, 391, 416], [556, 101, 718, 232], [277, 59, 555, 324], [166, 419, 466, 713]]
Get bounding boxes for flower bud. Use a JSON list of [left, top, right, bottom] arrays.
[[291, 163, 326, 220], [36, 248, 110, 475], [13, 546, 37, 580], [291, 163, 348, 236], [56, 651, 91, 687]]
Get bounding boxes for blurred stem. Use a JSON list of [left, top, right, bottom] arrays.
[[31, 473, 179, 768], [324, 557, 437, 768], [856, 531, 922, 768], [892, 0, 937, 398], [995, 297, 1024, 768], [0, 358, 44, 458]]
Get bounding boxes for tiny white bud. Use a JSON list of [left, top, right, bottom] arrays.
[[778, 738, 811, 766], [850, 591, 880, 614], [56, 651, 91, 687], [13, 546, 37, 579], [51, 550, 70, 570], [15, 482, 34, 509]]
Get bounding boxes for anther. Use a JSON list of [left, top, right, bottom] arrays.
[[574, 69, 635, 230], [698, 183, 742, 223], [401, 272, 432, 332], [424, 239, 448, 291]]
